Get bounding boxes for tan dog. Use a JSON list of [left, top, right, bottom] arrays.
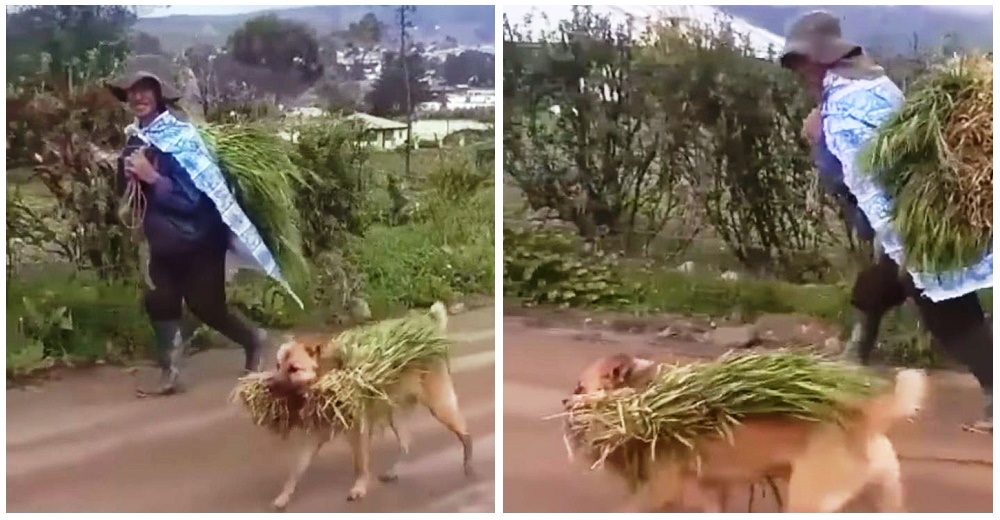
[[265, 302, 473, 511], [565, 353, 927, 513]]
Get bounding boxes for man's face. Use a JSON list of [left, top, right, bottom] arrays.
[[789, 57, 827, 90], [126, 79, 159, 118]]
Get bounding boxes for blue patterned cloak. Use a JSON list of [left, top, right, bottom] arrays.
[[821, 73, 993, 302], [125, 111, 304, 308]]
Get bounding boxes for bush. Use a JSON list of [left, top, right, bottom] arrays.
[[421, 153, 493, 208], [627, 268, 852, 324], [352, 160, 494, 316], [504, 224, 633, 307], [7, 272, 152, 376], [228, 275, 309, 329], [290, 119, 372, 256]]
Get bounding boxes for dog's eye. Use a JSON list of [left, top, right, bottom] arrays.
[[288, 366, 299, 373]]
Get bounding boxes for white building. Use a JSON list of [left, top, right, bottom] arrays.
[[445, 88, 495, 110], [411, 119, 490, 145], [345, 112, 409, 150]]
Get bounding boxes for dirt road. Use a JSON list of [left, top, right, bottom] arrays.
[[503, 316, 993, 513], [6, 307, 495, 513]]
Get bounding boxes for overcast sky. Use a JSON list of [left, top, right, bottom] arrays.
[[142, 5, 304, 18], [145, 4, 992, 19]]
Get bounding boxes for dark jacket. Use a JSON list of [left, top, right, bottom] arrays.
[[813, 132, 875, 242], [118, 134, 227, 256]]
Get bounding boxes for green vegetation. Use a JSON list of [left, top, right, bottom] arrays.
[[8, 110, 493, 381]]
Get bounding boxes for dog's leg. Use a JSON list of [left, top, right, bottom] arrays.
[[422, 363, 473, 476], [346, 418, 372, 501], [867, 436, 905, 512], [688, 483, 727, 513], [379, 412, 411, 482], [272, 430, 328, 511], [626, 464, 685, 512], [786, 431, 867, 512]]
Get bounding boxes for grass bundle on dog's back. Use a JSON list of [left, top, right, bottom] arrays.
[[303, 314, 450, 430], [861, 54, 993, 272], [562, 351, 888, 490], [232, 311, 450, 435]]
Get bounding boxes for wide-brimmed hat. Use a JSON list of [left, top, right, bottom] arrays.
[[779, 11, 862, 69], [106, 54, 182, 103]]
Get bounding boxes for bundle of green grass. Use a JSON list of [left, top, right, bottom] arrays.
[[862, 54, 993, 272], [232, 311, 451, 436], [198, 124, 310, 288], [561, 351, 888, 490]]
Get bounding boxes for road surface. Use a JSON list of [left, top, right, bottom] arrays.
[[7, 307, 495, 513], [503, 315, 993, 513]]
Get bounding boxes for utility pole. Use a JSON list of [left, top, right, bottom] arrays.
[[398, 5, 415, 177]]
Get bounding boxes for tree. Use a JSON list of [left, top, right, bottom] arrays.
[[504, 7, 835, 279], [6, 5, 138, 82], [314, 78, 364, 113], [346, 13, 385, 48], [441, 50, 495, 87], [336, 12, 385, 81], [129, 31, 164, 55], [365, 54, 432, 118], [227, 14, 323, 82], [503, 7, 676, 245], [397, 5, 416, 177]]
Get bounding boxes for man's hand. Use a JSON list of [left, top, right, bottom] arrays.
[[125, 148, 161, 184], [802, 107, 822, 144]]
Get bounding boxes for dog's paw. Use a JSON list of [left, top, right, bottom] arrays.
[[347, 486, 367, 501], [378, 470, 400, 483], [271, 495, 290, 511]]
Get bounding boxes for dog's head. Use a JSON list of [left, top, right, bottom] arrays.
[[266, 335, 329, 396], [563, 354, 659, 407]]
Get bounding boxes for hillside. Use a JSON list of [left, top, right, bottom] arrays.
[[504, 5, 785, 57], [136, 5, 496, 53]]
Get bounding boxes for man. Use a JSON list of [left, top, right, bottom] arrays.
[[780, 11, 992, 431], [107, 56, 292, 396]]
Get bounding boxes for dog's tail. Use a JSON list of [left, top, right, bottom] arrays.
[[429, 301, 449, 332], [860, 369, 927, 434]]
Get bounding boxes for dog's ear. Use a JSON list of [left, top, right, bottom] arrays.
[[275, 342, 291, 369], [305, 342, 323, 360]]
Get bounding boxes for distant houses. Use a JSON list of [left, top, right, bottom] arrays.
[[418, 85, 496, 113], [344, 113, 409, 150], [281, 108, 490, 150]]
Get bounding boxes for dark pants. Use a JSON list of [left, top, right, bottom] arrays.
[[852, 255, 992, 389], [145, 244, 260, 356]]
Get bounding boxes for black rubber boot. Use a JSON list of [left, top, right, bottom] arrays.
[[137, 321, 185, 397], [841, 310, 883, 366], [241, 328, 267, 375], [935, 322, 993, 433], [980, 388, 993, 432]]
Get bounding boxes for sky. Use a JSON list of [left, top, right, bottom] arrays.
[[144, 4, 992, 19], [142, 5, 305, 18]]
